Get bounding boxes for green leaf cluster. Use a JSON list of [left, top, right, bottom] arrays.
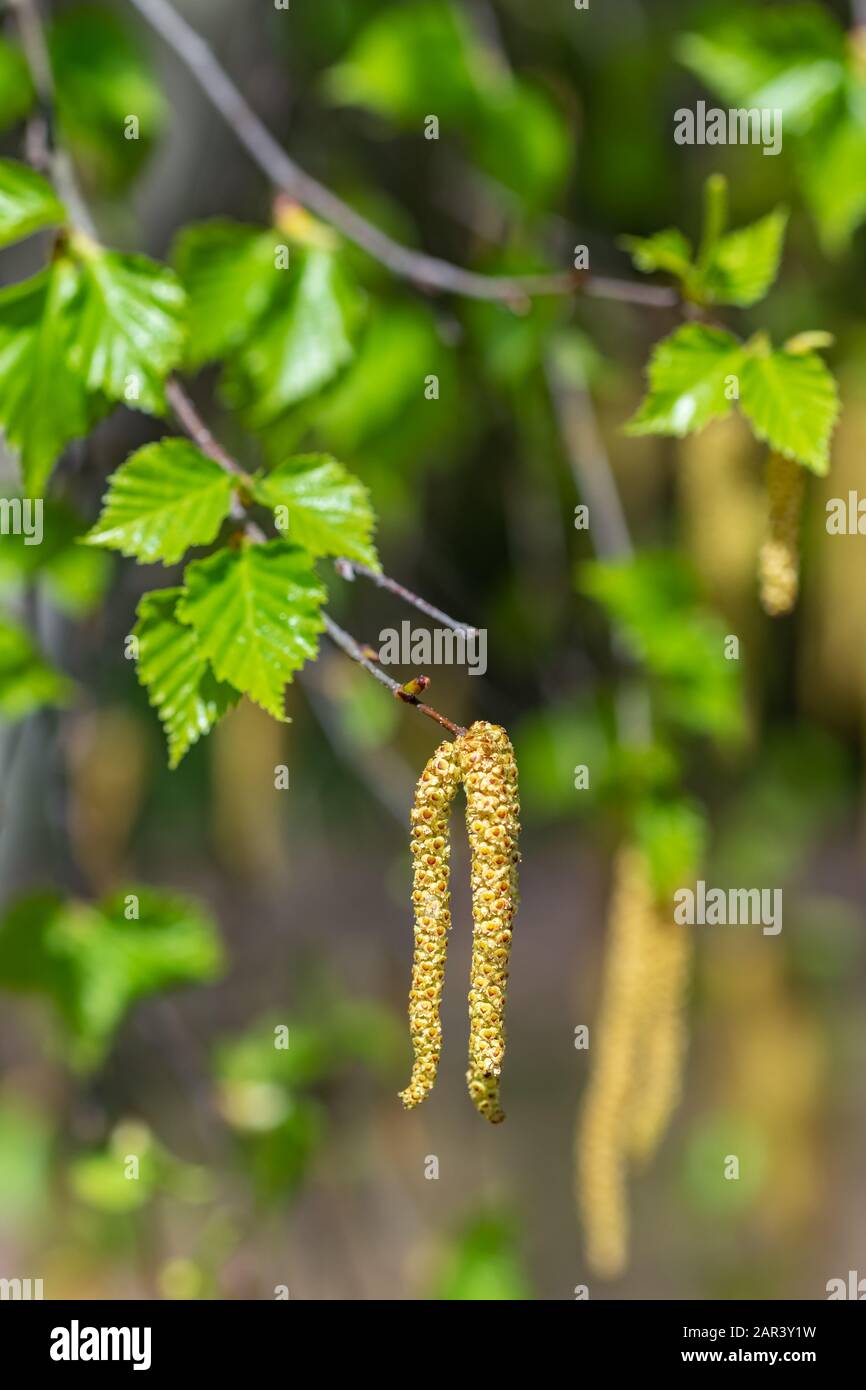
[[621, 174, 788, 308], [0, 160, 185, 493], [82, 435, 376, 765], [0, 887, 223, 1070], [323, 0, 570, 205], [0, 7, 167, 187], [626, 324, 838, 474], [677, 5, 866, 251], [174, 217, 360, 430]]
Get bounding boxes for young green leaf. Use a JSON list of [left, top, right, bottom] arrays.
[[70, 241, 186, 413], [739, 340, 838, 474], [84, 439, 236, 565], [223, 249, 357, 425], [253, 454, 378, 568], [0, 616, 72, 720], [134, 588, 238, 767], [0, 261, 101, 494], [177, 540, 326, 719], [0, 887, 222, 1070], [173, 219, 279, 368], [700, 207, 788, 307], [0, 159, 66, 249], [618, 228, 693, 279], [626, 324, 743, 437]]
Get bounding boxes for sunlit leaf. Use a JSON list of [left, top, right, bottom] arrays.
[[626, 325, 743, 438], [0, 160, 65, 249], [134, 587, 238, 768], [84, 439, 236, 565], [253, 454, 378, 568], [70, 240, 186, 413], [177, 540, 326, 719], [0, 261, 101, 494], [739, 339, 838, 473]]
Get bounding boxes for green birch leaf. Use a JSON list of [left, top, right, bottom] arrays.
[[173, 219, 279, 368], [626, 324, 743, 438], [0, 261, 99, 494], [84, 440, 236, 565], [0, 160, 65, 249], [739, 342, 839, 474], [0, 617, 73, 720], [70, 240, 186, 413], [253, 454, 378, 568], [618, 228, 693, 278], [700, 207, 788, 307], [134, 587, 238, 767], [223, 249, 357, 425], [177, 540, 326, 719]]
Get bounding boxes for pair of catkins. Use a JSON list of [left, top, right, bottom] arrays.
[[399, 722, 520, 1124]]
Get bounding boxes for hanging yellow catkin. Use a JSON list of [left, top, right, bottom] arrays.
[[576, 846, 651, 1278], [457, 721, 521, 1125], [627, 911, 691, 1164], [759, 450, 806, 616], [399, 739, 462, 1110]]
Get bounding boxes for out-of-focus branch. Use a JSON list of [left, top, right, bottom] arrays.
[[545, 351, 653, 748], [126, 0, 677, 310]]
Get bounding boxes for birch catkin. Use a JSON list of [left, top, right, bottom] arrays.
[[457, 722, 521, 1124], [577, 845, 693, 1276], [759, 450, 806, 616], [577, 846, 651, 1278], [627, 912, 691, 1163], [399, 722, 520, 1123], [399, 739, 462, 1110]]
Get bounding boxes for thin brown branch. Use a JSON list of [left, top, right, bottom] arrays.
[[334, 558, 475, 635], [126, 0, 677, 310]]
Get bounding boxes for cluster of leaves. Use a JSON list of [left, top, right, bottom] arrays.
[[0, 160, 185, 494], [0, 6, 166, 186], [0, 161, 380, 763], [0, 886, 222, 1070], [677, 3, 866, 252], [323, 0, 571, 207], [622, 175, 839, 474], [85, 437, 377, 766]]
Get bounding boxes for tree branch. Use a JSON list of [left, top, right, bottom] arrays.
[[545, 351, 653, 748], [126, 0, 677, 310], [334, 558, 475, 636]]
